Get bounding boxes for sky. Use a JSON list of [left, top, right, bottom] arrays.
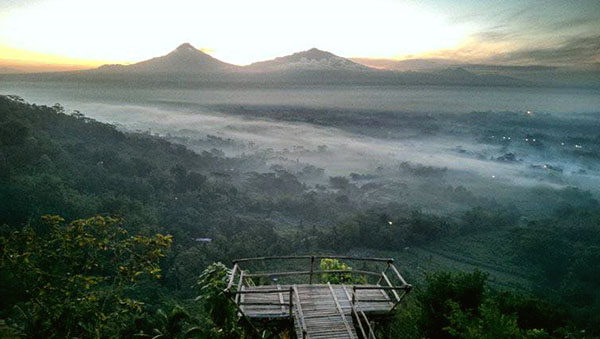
[[0, 0, 599, 71]]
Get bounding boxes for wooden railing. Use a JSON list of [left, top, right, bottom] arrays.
[[231, 255, 396, 284], [225, 255, 412, 313], [293, 285, 308, 339], [342, 284, 376, 339], [225, 255, 412, 339]]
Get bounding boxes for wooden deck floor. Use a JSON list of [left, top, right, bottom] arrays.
[[239, 284, 393, 338]]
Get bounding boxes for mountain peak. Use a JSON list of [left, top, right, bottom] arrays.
[[245, 48, 370, 72], [96, 42, 236, 74], [297, 48, 335, 59], [175, 42, 196, 52]]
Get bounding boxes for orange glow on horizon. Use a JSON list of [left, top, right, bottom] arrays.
[[0, 45, 129, 72]]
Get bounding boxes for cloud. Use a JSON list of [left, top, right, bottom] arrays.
[[548, 15, 600, 31], [425, 0, 600, 66], [413, 27, 600, 67], [489, 35, 600, 66]]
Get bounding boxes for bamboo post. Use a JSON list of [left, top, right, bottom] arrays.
[[226, 263, 238, 292], [377, 261, 390, 285], [381, 272, 401, 302], [289, 287, 293, 318], [293, 285, 308, 338], [309, 256, 315, 285]]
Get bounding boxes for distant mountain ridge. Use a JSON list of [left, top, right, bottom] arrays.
[[97, 45, 370, 74], [350, 57, 458, 71], [0, 67, 22, 74], [1, 43, 535, 87], [2, 43, 597, 87]]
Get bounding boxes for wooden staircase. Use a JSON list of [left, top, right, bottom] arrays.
[[293, 283, 358, 339]]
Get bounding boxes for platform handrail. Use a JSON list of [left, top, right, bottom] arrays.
[[352, 285, 412, 290], [225, 254, 412, 335], [343, 285, 376, 339], [390, 263, 409, 286], [244, 268, 382, 278], [293, 285, 308, 338], [225, 263, 238, 292], [233, 255, 394, 264], [226, 255, 412, 304], [381, 271, 401, 302], [229, 255, 398, 287], [352, 284, 413, 312]]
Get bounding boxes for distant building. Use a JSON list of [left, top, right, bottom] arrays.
[[193, 238, 212, 243]]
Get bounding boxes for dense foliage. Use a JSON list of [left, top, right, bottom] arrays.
[[195, 263, 244, 339], [389, 271, 582, 338], [511, 208, 600, 331], [0, 215, 172, 337]]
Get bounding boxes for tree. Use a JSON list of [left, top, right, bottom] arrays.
[[320, 258, 365, 284], [0, 120, 29, 146], [329, 176, 350, 190], [0, 215, 172, 338], [139, 306, 201, 339], [418, 270, 487, 339], [195, 263, 242, 338], [51, 103, 65, 114]]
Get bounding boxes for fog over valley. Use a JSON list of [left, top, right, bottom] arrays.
[[3, 82, 599, 217]]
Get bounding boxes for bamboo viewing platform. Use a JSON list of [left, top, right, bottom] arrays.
[[225, 255, 412, 339]]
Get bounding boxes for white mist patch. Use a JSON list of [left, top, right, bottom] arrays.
[[2, 83, 598, 200], [63, 100, 564, 191]]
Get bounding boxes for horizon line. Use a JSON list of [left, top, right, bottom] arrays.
[[1, 42, 596, 74]]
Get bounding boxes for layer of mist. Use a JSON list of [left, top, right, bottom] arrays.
[[2, 82, 599, 216]]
